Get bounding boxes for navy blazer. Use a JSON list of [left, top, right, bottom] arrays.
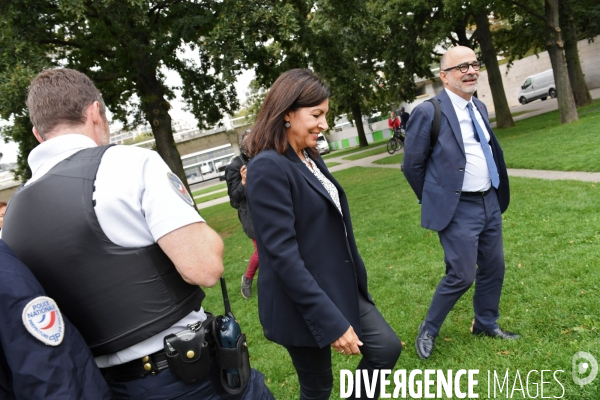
[[0, 240, 112, 399], [403, 90, 510, 232], [246, 146, 372, 348]]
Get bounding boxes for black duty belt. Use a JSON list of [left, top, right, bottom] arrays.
[[100, 349, 170, 382], [461, 188, 492, 197], [100, 314, 214, 382]]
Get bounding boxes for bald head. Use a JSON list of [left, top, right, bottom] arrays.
[[439, 46, 480, 101], [440, 46, 477, 71]]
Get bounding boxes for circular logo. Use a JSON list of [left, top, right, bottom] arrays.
[[22, 296, 65, 346], [168, 172, 195, 207]]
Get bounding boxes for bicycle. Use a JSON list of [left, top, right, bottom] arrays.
[[386, 128, 405, 154]]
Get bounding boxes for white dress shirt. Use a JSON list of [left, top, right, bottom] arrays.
[[445, 88, 493, 192]]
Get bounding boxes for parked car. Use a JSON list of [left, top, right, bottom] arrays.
[[316, 132, 330, 155], [518, 69, 556, 105]]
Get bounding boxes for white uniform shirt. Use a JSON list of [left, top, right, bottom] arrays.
[[26, 134, 207, 367], [445, 88, 493, 192]]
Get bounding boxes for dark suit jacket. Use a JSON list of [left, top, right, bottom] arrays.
[[403, 89, 510, 232], [246, 146, 371, 348], [226, 154, 255, 239]]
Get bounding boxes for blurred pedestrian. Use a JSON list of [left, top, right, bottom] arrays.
[[226, 130, 259, 299]]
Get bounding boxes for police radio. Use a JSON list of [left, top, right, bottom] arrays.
[[217, 277, 242, 389]]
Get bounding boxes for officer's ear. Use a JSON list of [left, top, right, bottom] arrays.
[[33, 127, 45, 144]]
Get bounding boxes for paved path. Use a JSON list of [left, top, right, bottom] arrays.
[[198, 93, 600, 210]]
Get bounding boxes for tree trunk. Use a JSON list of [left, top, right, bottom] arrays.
[[136, 59, 196, 205], [474, 11, 514, 129], [351, 102, 369, 147], [545, 0, 578, 123], [560, 0, 592, 107]]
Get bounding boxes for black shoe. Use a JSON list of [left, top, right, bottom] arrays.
[[472, 327, 520, 340], [415, 322, 436, 359]]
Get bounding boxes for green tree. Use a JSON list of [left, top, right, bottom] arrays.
[[1, 0, 241, 192]]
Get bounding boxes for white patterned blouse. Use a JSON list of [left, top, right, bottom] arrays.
[[301, 150, 343, 216]]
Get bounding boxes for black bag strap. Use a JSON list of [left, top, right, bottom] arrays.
[[426, 98, 441, 154]]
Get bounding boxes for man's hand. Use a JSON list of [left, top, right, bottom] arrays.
[[331, 326, 363, 355], [240, 165, 247, 186]]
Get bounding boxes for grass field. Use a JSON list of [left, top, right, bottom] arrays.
[[496, 99, 600, 172], [194, 190, 228, 204], [489, 110, 531, 124], [342, 145, 389, 161], [322, 139, 387, 160], [373, 99, 600, 173], [199, 165, 600, 399], [192, 182, 227, 197], [325, 161, 341, 168]]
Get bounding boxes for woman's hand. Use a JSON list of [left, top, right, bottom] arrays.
[[240, 165, 247, 186], [332, 326, 363, 355]]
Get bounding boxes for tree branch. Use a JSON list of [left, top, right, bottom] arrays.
[[502, 0, 545, 22]]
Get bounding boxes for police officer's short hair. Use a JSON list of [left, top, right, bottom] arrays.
[[27, 69, 107, 139]]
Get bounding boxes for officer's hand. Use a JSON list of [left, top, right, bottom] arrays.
[[240, 165, 247, 186], [332, 326, 362, 355]]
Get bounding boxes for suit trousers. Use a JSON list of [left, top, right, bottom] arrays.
[[424, 188, 506, 336], [284, 294, 402, 399]]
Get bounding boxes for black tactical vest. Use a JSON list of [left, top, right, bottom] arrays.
[[2, 145, 205, 356]]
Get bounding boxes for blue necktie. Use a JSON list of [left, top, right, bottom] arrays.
[[467, 102, 500, 189]]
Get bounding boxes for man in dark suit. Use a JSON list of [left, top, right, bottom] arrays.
[[403, 46, 519, 360]]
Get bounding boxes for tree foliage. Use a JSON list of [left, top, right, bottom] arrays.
[[1, 0, 242, 190]]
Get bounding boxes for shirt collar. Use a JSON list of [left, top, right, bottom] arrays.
[[28, 134, 98, 175], [444, 88, 473, 111]]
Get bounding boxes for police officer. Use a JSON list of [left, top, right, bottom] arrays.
[[0, 240, 113, 399], [2, 68, 274, 399]]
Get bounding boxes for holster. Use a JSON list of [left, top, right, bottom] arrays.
[[211, 316, 251, 394], [163, 314, 214, 384]]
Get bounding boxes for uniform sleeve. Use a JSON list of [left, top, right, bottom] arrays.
[[140, 151, 204, 241], [0, 243, 113, 399]]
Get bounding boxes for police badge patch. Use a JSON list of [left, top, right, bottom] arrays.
[[167, 172, 195, 207], [22, 296, 65, 346]]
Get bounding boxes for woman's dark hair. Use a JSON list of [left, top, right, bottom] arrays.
[[246, 69, 330, 158]]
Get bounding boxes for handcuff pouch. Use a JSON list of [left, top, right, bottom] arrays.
[[163, 322, 210, 384]]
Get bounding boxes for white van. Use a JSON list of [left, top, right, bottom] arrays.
[[316, 132, 330, 154], [518, 69, 556, 105]]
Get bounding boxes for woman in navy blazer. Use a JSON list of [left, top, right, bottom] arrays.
[[246, 69, 401, 399]]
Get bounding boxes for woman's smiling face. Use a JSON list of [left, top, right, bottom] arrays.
[[285, 99, 329, 154]]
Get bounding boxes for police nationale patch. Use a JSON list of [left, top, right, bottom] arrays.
[[167, 172, 194, 206], [22, 296, 65, 346]]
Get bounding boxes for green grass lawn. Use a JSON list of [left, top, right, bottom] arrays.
[[374, 100, 600, 173], [194, 190, 228, 204], [489, 110, 531, 124], [191, 182, 227, 197], [496, 99, 600, 172], [321, 140, 387, 160], [199, 167, 599, 399], [373, 152, 404, 165], [342, 145, 389, 160], [325, 161, 341, 168]]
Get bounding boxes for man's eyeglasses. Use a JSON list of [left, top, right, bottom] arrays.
[[443, 61, 482, 74]]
